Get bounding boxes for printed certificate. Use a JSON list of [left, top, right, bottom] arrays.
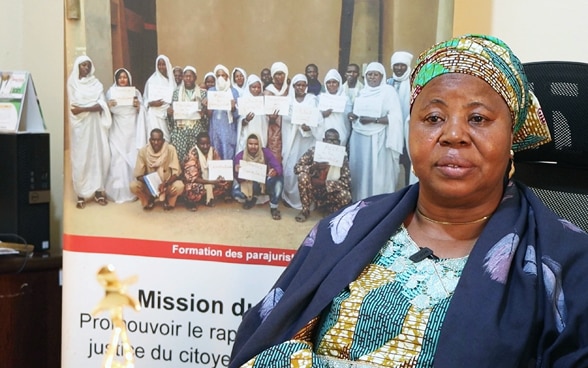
[[264, 95, 289, 116], [238, 160, 267, 183], [314, 140, 346, 167], [207, 91, 233, 111], [291, 104, 318, 126], [173, 101, 200, 120], [352, 95, 381, 117], [110, 87, 136, 106], [208, 159, 234, 181], [237, 96, 265, 115], [318, 93, 347, 113]]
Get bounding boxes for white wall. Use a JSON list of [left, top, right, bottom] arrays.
[[454, 0, 588, 63], [0, 0, 64, 249]]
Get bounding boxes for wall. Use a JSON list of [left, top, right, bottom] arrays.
[[0, 0, 64, 250], [453, 0, 588, 63]]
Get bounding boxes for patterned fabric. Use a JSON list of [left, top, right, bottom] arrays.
[[230, 182, 588, 368], [169, 87, 208, 163], [410, 34, 551, 152], [240, 226, 466, 367], [295, 146, 352, 215], [182, 146, 230, 205]]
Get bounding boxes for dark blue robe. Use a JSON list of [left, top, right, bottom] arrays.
[[230, 182, 588, 367]]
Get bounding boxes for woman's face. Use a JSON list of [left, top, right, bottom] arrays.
[[205, 76, 216, 90], [409, 73, 513, 205], [116, 71, 130, 86], [293, 81, 307, 97], [365, 71, 383, 87], [273, 71, 285, 86], [78, 61, 92, 79], [325, 79, 340, 94], [157, 59, 168, 77], [248, 81, 262, 96], [233, 70, 245, 87], [183, 70, 196, 89]]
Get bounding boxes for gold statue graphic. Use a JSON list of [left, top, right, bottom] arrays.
[[92, 265, 141, 368]]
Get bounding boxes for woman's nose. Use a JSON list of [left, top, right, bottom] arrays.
[[440, 117, 469, 146]]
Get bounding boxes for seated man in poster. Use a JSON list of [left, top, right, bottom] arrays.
[[182, 131, 231, 211], [294, 128, 351, 222], [232, 133, 284, 220], [130, 128, 184, 211]]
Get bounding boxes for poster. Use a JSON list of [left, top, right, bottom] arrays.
[[63, 1, 440, 366]]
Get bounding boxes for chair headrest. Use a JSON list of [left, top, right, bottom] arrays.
[[516, 61, 588, 168]]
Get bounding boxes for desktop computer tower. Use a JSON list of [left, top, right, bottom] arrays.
[[0, 132, 50, 251]]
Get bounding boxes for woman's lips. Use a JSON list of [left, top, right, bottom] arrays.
[[436, 156, 474, 178]]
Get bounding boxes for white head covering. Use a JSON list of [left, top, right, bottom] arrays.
[[231, 67, 248, 96], [112, 67, 133, 87], [244, 74, 263, 97], [183, 65, 197, 76], [390, 51, 413, 81], [203, 72, 216, 89], [144, 54, 175, 103], [68, 55, 104, 106], [154, 55, 175, 87], [362, 62, 387, 95], [288, 74, 308, 103], [323, 68, 343, 95], [214, 64, 231, 92], [268, 62, 289, 96]]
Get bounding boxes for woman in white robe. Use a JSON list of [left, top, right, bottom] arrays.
[[319, 69, 352, 145], [105, 68, 145, 203], [348, 62, 404, 202], [236, 74, 268, 153], [143, 54, 175, 142], [67, 55, 112, 208], [281, 74, 322, 209], [231, 67, 248, 97]]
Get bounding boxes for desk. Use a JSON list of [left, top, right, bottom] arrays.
[[0, 249, 62, 368]]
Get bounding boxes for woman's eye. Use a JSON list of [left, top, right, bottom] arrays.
[[470, 115, 486, 124], [425, 115, 443, 124]]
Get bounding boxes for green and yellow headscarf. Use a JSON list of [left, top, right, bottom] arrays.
[[410, 34, 551, 152]]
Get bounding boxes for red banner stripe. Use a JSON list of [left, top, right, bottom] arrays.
[[63, 233, 295, 267]]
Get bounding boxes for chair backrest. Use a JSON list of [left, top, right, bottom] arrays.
[[514, 61, 588, 232]]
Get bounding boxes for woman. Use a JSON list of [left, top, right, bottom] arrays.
[[143, 54, 175, 142], [67, 55, 111, 209], [319, 68, 352, 145], [281, 74, 322, 210], [237, 74, 268, 153], [348, 62, 404, 202], [105, 68, 145, 203], [207, 64, 240, 160], [168, 66, 207, 162], [263, 61, 289, 163], [202, 72, 216, 91], [229, 35, 588, 367], [231, 67, 248, 97]]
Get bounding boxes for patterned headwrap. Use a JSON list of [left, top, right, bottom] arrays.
[[410, 34, 551, 152]]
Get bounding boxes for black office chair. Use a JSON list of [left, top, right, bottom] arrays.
[[513, 61, 588, 232]]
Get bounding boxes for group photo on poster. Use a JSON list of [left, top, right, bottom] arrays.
[[62, 1, 448, 367]]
